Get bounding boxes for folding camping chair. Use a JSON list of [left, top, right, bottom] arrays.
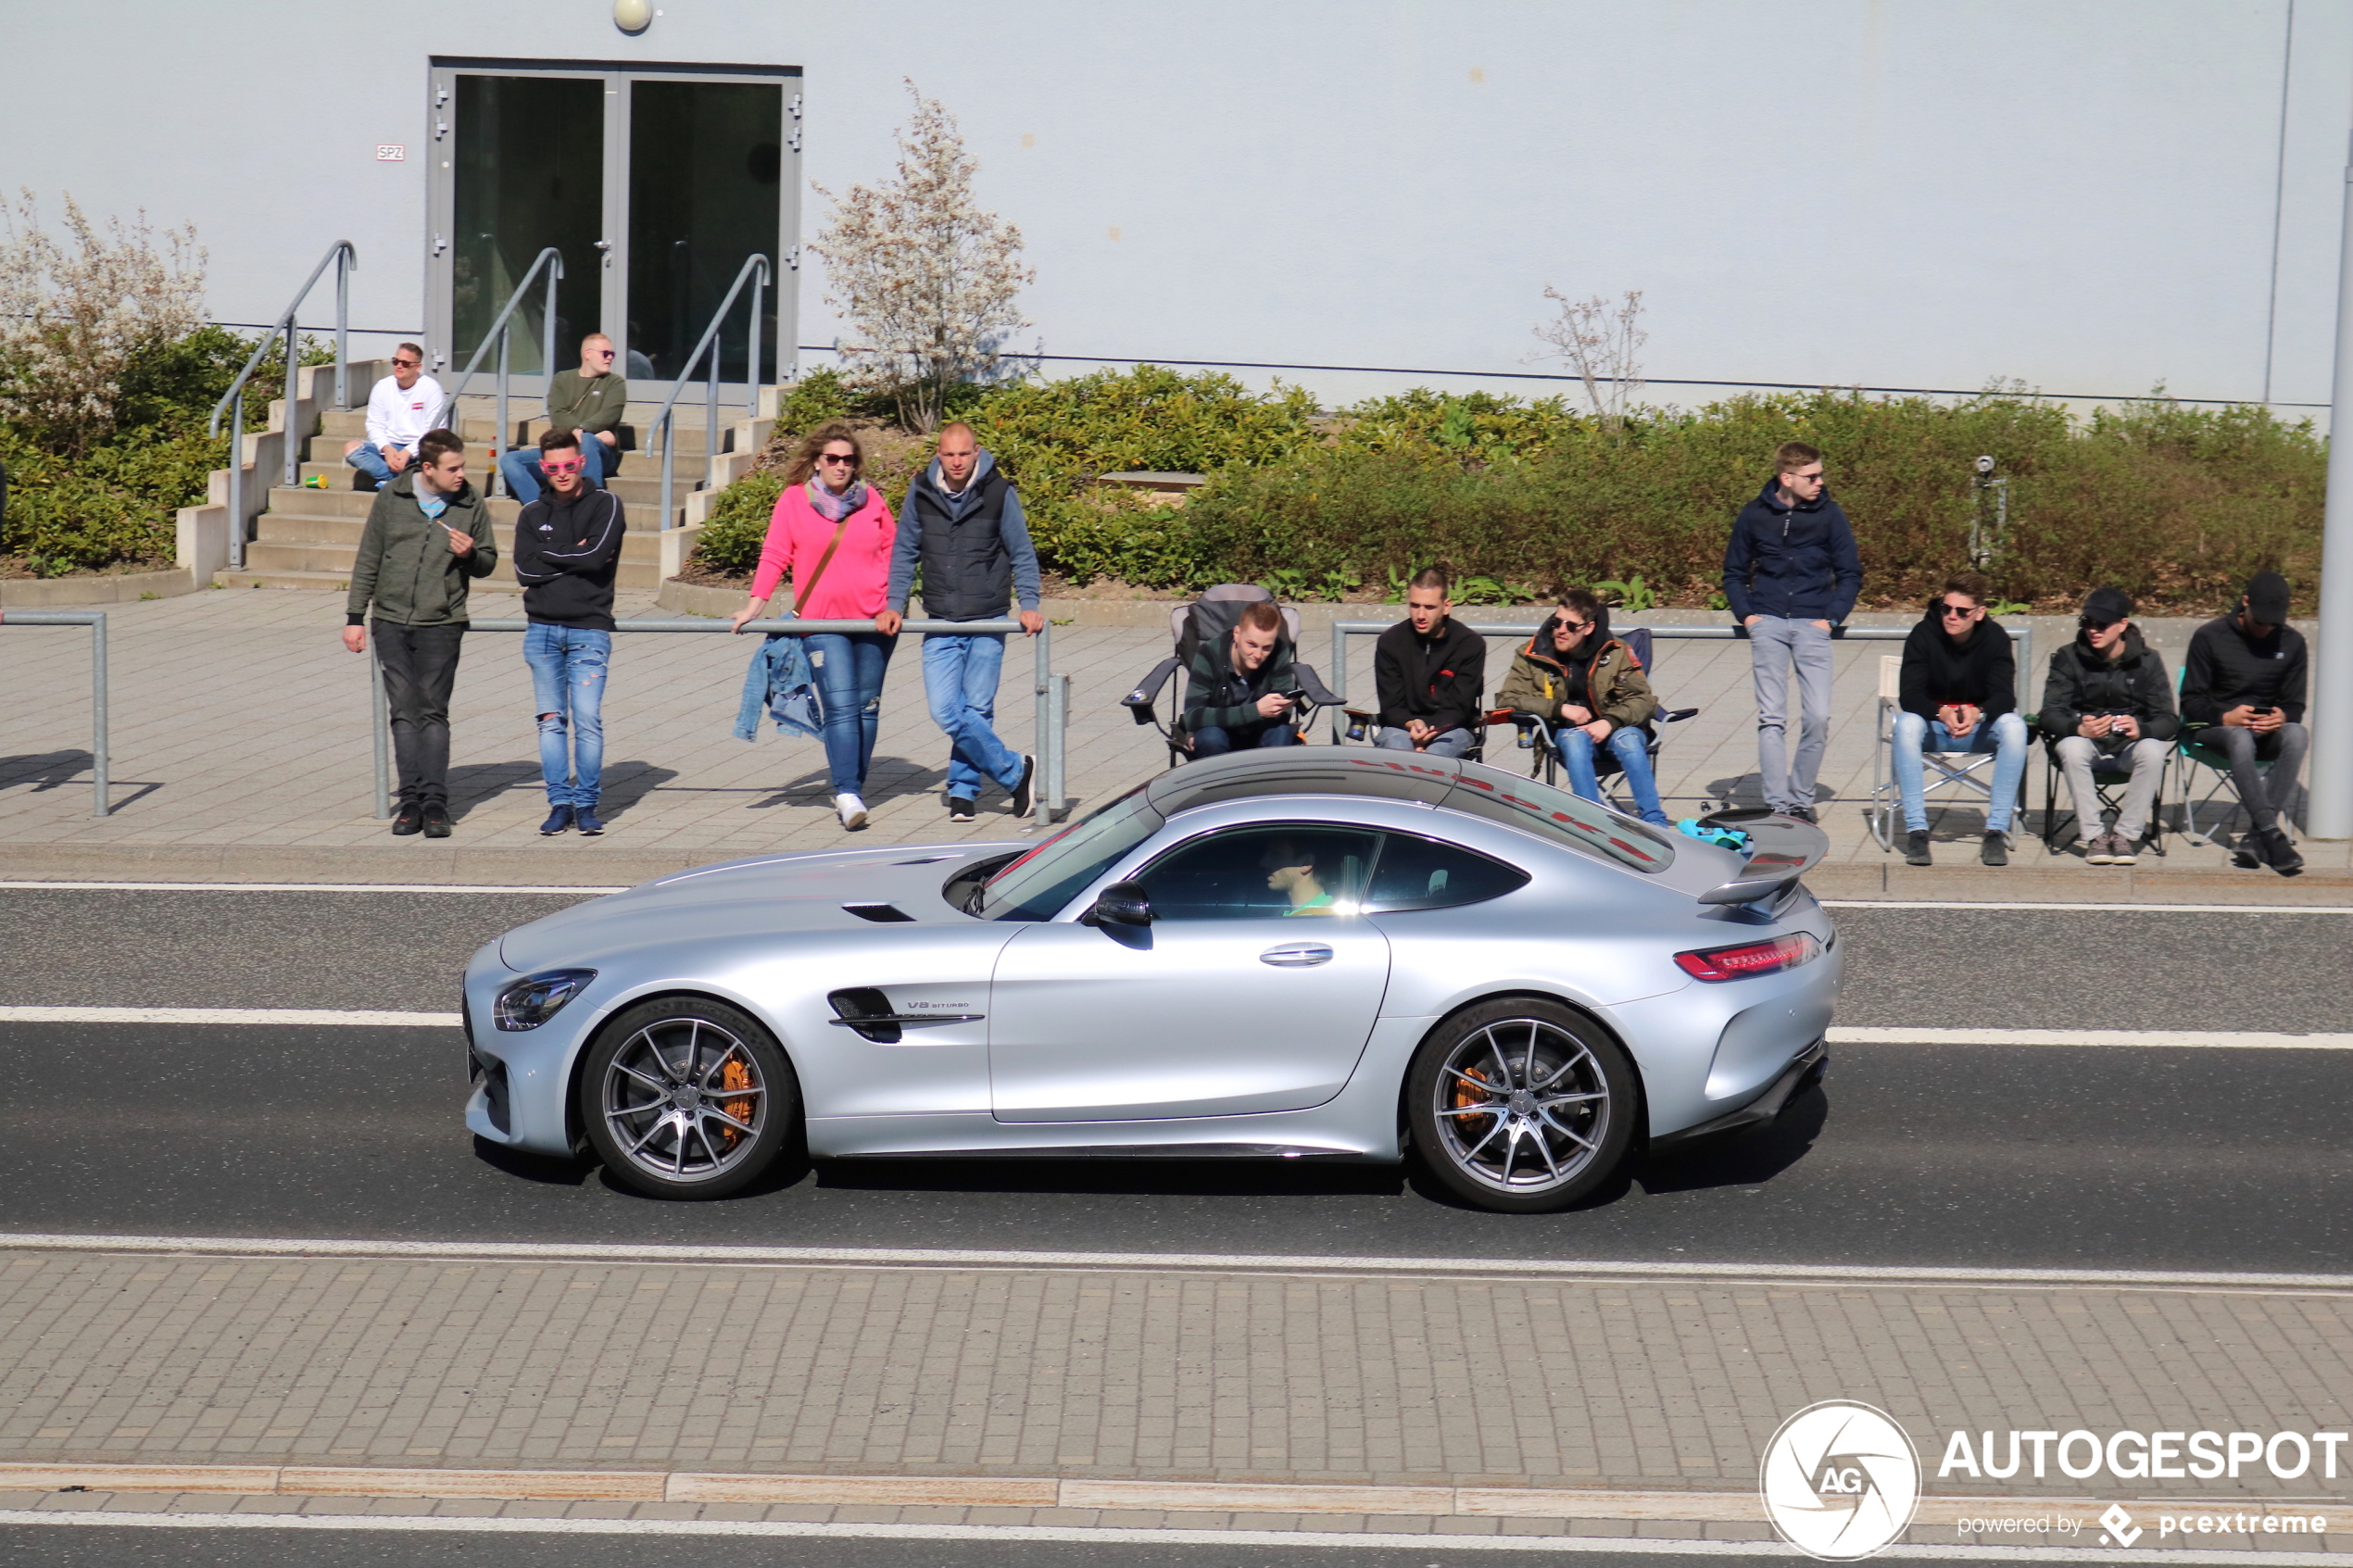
[[1117, 583, 1341, 767], [1868, 655, 2027, 852], [2172, 669, 2297, 849], [2037, 732, 2171, 857], [1496, 626, 1699, 812]]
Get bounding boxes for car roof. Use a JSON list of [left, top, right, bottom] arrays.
[[1145, 750, 1462, 815]]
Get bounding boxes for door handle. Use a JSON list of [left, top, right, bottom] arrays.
[[1260, 943, 1334, 968]]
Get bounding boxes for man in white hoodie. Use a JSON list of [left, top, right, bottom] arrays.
[[344, 344, 447, 491]]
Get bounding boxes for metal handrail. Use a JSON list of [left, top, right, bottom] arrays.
[[0, 608, 109, 816], [206, 241, 357, 570], [651, 253, 771, 531], [434, 246, 564, 496]]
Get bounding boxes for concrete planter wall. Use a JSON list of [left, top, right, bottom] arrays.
[[0, 567, 197, 608]]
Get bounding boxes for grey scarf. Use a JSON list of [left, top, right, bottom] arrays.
[[806, 476, 868, 521]]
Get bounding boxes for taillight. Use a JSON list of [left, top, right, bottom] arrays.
[[1675, 932, 1821, 982]]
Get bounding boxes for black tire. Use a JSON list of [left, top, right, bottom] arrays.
[[577, 996, 799, 1200], [1405, 997, 1639, 1213]]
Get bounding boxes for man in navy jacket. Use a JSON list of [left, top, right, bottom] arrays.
[[1721, 441, 1862, 821]]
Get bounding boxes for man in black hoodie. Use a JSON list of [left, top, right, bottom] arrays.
[[1372, 568, 1485, 759], [1721, 441, 1862, 822], [512, 429, 626, 836], [2042, 585, 2178, 866], [2182, 571, 2308, 874], [1891, 572, 2025, 867]]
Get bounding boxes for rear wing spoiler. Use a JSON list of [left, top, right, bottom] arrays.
[[1692, 809, 1831, 905]]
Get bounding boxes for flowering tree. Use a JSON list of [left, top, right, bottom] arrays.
[[811, 84, 1031, 433], [1529, 286, 1646, 437], [0, 190, 205, 457]]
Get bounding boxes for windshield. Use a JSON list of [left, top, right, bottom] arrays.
[[1442, 767, 1675, 871], [977, 784, 1164, 921]]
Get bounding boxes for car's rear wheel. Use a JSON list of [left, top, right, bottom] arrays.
[[1406, 998, 1637, 1213], [578, 997, 799, 1199]]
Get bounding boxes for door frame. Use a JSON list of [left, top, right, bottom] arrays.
[[423, 56, 801, 395]]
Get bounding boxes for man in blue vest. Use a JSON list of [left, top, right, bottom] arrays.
[[878, 421, 1040, 821]]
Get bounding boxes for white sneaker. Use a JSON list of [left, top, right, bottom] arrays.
[[836, 792, 869, 831]]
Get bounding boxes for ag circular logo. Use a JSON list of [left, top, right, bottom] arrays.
[[1759, 1400, 1921, 1561]]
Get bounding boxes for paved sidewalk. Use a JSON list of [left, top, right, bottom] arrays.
[[0, 592, 2340, 893]]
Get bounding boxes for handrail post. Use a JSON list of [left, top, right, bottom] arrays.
[[660, 411, 675, 531], [89, 610, 108, 818], [334, 246, 350, 411], [227, 388, 245, 571], [747, 264, 765, 418], [493, 324, 511, 498], [705, 339, 719, 488], [371, 645, 392, 820], [282, 314, 302, 488], [544, 257, 561, 386]]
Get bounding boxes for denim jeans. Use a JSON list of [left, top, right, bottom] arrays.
[[371, 620, 464, 808], [499, 436, 609, 505], [805, 631, 896, 794], [1747, 616, 1834, 812], [1892, 710, 2026, 834], [522, 622, 610, 808], [1375, 725, 1474, 759], [346, 442, 411, 484], [1556, 724, 1671, 826], [1191, 721, 1298, 755], [921, 632, 1024, 799]]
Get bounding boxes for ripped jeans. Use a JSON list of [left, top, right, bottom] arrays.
[[805, 630, 897, 794], [523, 622, 610, 808]]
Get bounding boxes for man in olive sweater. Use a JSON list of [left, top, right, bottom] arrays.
[[342, 429, 499, 838], [498, 333, 627, 504]]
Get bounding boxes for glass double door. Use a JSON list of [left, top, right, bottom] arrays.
[[426, 63, 798, 390]]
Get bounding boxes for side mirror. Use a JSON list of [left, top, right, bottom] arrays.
[[1083, 881, 1154, 927]]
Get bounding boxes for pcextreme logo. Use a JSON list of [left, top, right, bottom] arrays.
[[1760, 1401, 1923, 1561]]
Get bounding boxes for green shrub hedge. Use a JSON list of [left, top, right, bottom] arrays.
[[691, 370, 2325, 611]]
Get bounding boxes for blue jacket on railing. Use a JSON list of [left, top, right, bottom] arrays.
[[1721, 478, 1862, 624], [734, 633, 823, 742]]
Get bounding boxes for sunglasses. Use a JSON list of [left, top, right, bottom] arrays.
[[541, 458, 583, 473], [2079, 616, 2126, 631], [592, 349, 615, 358], [1939, 604, 1978, 619], [817, 452, 858, 466], [391, 358, 421, 368], [1554, 620, 1594, 636]]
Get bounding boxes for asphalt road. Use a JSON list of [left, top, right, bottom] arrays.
[[0, 887, 2347, 1272]]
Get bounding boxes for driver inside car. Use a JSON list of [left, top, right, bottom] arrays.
[[1261, 837, 1340, 917]]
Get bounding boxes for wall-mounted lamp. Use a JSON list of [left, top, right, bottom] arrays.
[[613, 0, 651, 34]]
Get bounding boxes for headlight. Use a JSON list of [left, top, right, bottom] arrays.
[[494, 968, 597, 1030]]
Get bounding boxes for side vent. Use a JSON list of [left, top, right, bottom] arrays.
[[828, 987, 900, 1043], [843, 903, 916, 922]]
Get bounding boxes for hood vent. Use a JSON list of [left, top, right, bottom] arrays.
[[843, 902, 916, 923]]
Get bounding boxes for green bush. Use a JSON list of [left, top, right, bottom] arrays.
[[693, 470, 787, 578]]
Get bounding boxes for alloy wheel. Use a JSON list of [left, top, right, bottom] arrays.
[[598, 1015, 768, 1185], [1428, 1017, 1613, 1196]]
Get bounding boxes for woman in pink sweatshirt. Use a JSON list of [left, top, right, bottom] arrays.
[[730, 420, 898, 829]]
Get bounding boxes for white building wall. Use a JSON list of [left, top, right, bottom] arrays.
[[6, 0, 2347, 413]]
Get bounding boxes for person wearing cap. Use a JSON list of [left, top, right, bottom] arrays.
[[2041, 585, 2179, 865], [1891, 571, 2026, 867], [2182, 571, 2308, 874]]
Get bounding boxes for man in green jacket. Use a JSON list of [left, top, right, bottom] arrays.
[[342, 428, 500, 837], [498, 333, 627, 504], [1497, 588, 1672, 826]]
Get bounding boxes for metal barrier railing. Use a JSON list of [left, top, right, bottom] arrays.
[[207, 241, 357, 570], [1327, 620, 2032, 742], [368, 616, 1067, 822], [649, 254, 772, 532], [434, 246, 564, 496], [0, 608, 110, 817]]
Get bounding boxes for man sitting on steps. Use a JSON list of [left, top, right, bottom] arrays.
[[343, 344, 444, 492], [499, 333, 627, 505]]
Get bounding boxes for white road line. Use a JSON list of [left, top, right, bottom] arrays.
[[1830, 1026, 2353, 1049], [0, 1510, 2332, 1563], [1823, 900, 2353, 914], [4, 1233, 2351, 1293], [0, 1007, 458, 1027], [0, 881, 620, 895]]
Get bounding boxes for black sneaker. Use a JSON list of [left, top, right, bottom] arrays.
[[1009, 755, 1038, 820], [1903, 829, 1932, 867], [422, 803, 452, 839], [946, 797, 977, 823], [1980, 831, 2008, 867], [2259, 826, 2305, 876], [1786, 805, 1817, 824], [2230, 840, 2263, 870], [390, 802, 424, 836]]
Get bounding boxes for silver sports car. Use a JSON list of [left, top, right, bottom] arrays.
[[465, 751, 1841, 1213]]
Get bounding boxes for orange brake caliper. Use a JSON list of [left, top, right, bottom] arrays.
[[1453, 1065, 1493, 1133], [719, 1058, 755, 1147]]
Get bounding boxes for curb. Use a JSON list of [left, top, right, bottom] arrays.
[[0, 567, 197, 608], [1, 1464, 2345, 1532]]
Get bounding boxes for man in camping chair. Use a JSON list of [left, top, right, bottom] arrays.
[[1497, 587, 1674, 827], [1180, 600, 1302, 755]]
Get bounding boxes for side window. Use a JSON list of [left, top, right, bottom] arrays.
[[1364, 833, 1529, 912], [1133, 825, 1381, 921]]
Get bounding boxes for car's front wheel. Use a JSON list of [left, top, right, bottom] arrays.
[[1406, 998, 1637, 1213], [577, 997, 799, 1199]]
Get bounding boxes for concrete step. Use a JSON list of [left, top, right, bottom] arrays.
[[290, 463, 698, 512], [218, 558, 666, 594], [265, 485, 687, 530], [254, 502, 678, 559]]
